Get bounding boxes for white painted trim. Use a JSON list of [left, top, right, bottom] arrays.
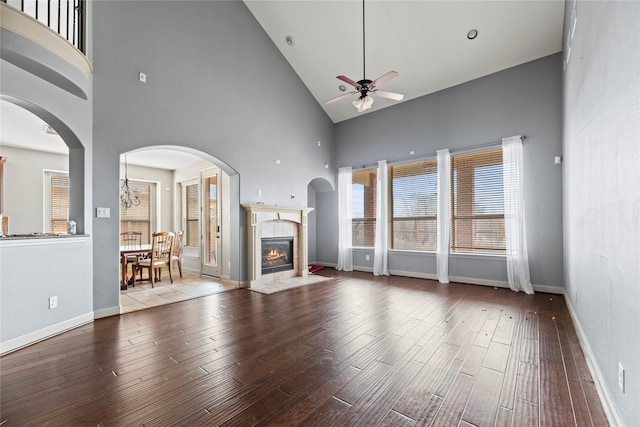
[[310, 263, 563, 294], [564, 298, 624, 427], [94, 305, 121, 319], [0, 3, 92, 76], [0, 235, 89, 247], [0, 312, 93, 355], [388, 269, 438, 281]]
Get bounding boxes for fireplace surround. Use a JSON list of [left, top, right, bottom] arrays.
[[242, 204, 313, 287]]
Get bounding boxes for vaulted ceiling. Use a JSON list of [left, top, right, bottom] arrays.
[[244, 0, 565, 123]]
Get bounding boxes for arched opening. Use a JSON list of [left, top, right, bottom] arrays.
[[0, 97, 85, 236], [307, 177, 334, 264], [118, 145, 240, 313]]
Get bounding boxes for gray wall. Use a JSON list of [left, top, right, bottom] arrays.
[[562, 1, 640, 424], [1, 22, 93, 347], [91, 1, 335, 312], [316, 53, 564, 289]]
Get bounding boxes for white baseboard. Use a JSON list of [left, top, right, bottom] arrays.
[[314, 263, 563, 294], [564, 298, 624, 427], [0, 312, 94, 355], [389, 269, 438, 281], [94, 305, 121, 319]]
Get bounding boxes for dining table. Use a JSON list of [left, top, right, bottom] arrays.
[[120, 244, 152, 290]]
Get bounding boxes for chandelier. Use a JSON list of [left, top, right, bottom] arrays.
[[120, 155, 140, 209]]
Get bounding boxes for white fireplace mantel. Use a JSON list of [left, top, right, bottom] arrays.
[[242, 204, 314, 287]]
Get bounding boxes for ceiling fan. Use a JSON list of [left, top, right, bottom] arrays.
[[325, 0, 404, 112]]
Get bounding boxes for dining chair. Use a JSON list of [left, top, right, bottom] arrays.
[[134, 231, 174, 288], [171, 230, 184, 278], [120, 231, 142, 283]]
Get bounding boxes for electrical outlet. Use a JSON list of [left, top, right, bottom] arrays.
[[365, 254, 370, 261], [574, 288, 578, 302], [49, 296, 58, 309], [618, 362, 625, 392]]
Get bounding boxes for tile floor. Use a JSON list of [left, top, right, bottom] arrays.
[[120, 269, 237, 313], [248, 273, 333, 294]]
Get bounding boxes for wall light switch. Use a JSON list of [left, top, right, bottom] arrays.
[[554, 156, 562, 164], [97, 207, 111, 218], [139, 72, 147, 83], [619, 362, 625, 392]]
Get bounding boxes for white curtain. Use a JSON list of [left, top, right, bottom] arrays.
[[336, 166, 353, 271], [436, 149, 451, 283], [502, 136, 534, 294], [373, 160, 389, 276]]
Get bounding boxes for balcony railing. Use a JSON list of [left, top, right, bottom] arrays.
[[2, 0, 85, 53]]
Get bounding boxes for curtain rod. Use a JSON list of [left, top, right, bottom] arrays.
[[349, 135, 526, 171]]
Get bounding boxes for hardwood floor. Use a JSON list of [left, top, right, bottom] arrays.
[[0, 270, 607, 426]]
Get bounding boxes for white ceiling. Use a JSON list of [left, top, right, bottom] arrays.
[[0, 100, 68, 155], [243, 0, 565, 123]]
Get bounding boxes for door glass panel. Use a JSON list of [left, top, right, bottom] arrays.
[[205, 176, 218, 268]]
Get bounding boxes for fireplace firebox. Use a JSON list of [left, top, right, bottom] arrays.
[[261, 237, 294, 275]]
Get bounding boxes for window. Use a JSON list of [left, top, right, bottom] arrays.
[[352, 168, 377, 247], [389, 160, 438, 251], [48, 172, 69, 233], [184, 182, 200, 248], [120, 180, 154, 244], [450, 148, 505, 253]]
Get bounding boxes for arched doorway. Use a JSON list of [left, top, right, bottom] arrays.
[[118, 146, 239, 313]]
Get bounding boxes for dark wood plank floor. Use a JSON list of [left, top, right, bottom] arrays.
[[0, 270, 607, 426]]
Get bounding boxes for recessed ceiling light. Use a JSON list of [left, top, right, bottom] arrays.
[[285, 36, 294, 46], [467, 29, 478, 40]]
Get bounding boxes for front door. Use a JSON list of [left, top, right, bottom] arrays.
[[201, 168, 221, 277]]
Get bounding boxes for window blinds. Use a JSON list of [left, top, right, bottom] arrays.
[[185, 184, 199, 247], [450, 148, 505, 253], [389, 160, 438, 251], [352, 168, 377, 247], [50, 174, 69, 233]]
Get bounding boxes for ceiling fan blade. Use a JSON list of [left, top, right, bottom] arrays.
[[336, 75, 360, 88], [325, 91, 357, 105], [371, 71, 399, 88], [374, 90, 405, 101]]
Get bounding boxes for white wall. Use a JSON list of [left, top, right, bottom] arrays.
[[562, 1, 640, 425], [0, 146, 68, 234]]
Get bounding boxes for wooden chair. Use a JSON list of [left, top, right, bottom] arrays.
[[171, 230, 184, 278], [134, 232, 174, 288], [120, 231, 142, 284]]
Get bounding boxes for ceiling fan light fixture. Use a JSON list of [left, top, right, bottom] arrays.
[[324, 0, 404, 111], [352, 95, 374, 110]]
